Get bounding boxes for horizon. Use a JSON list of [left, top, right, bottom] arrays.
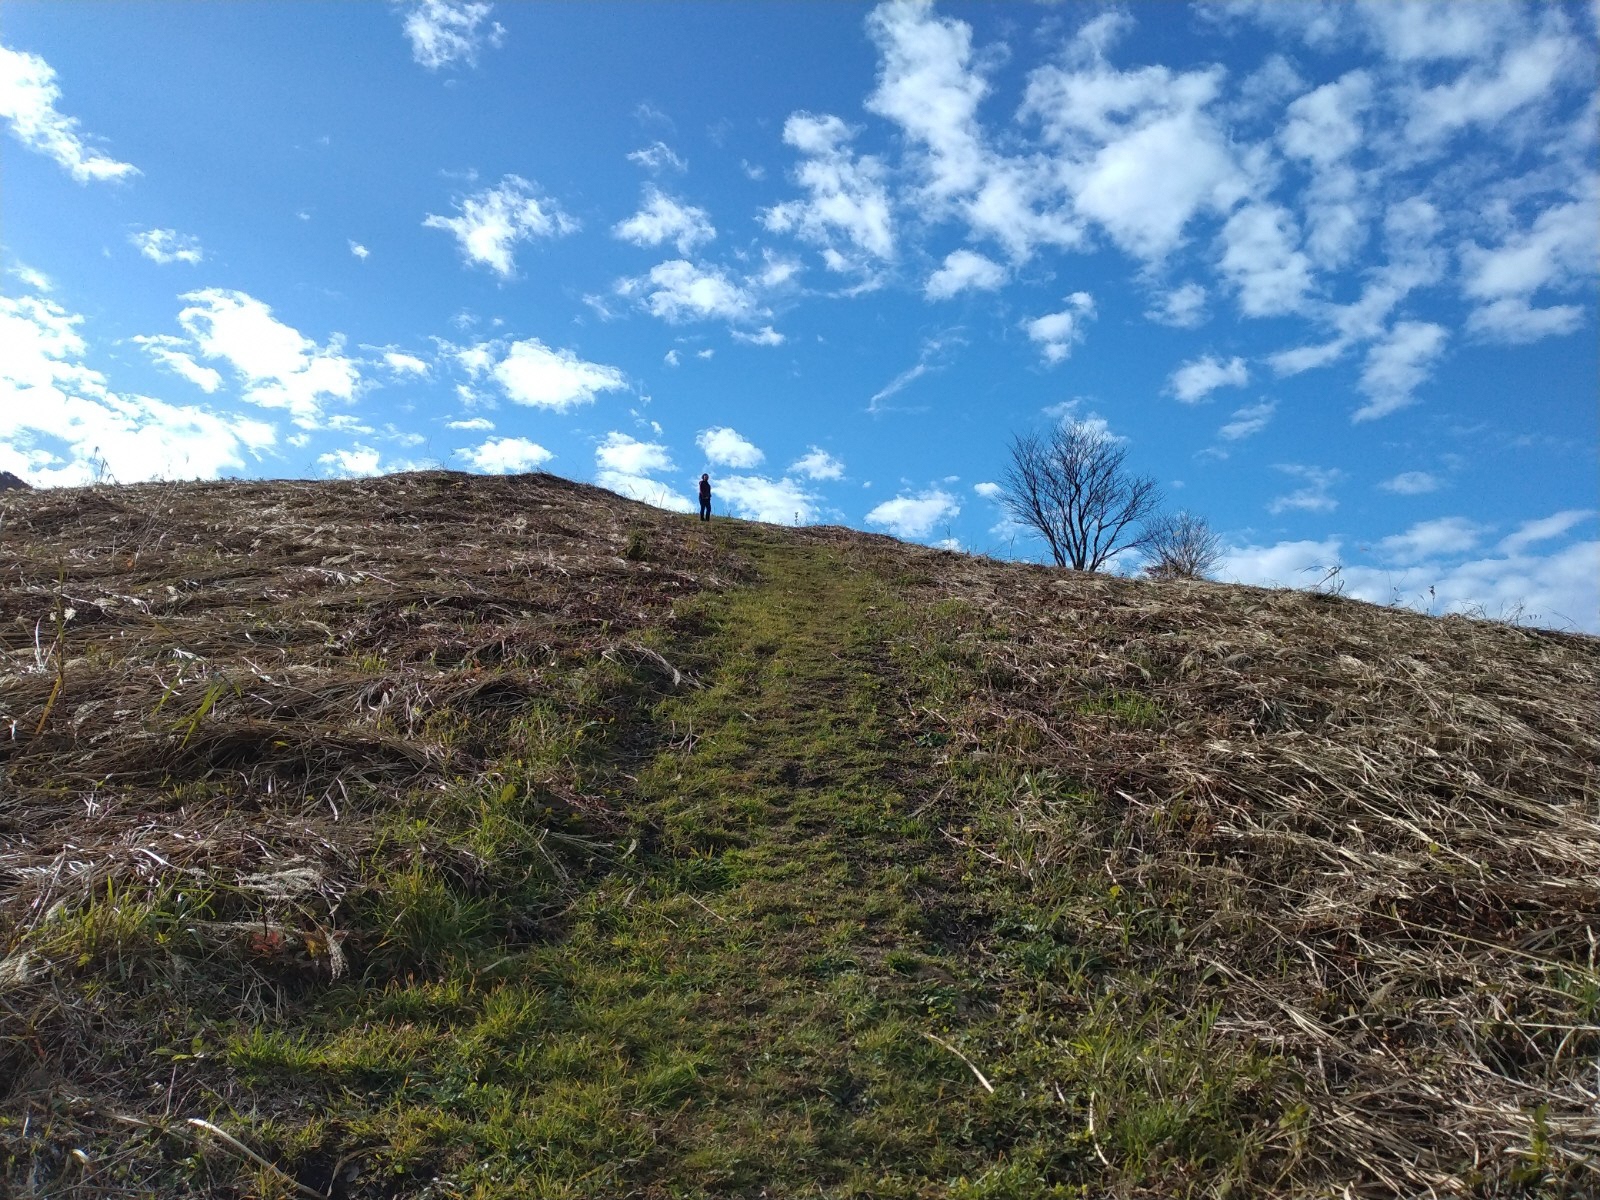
[[2, 0, 1597, 630]]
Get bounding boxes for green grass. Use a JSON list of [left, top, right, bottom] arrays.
[[9, 526, 1277, 1197]]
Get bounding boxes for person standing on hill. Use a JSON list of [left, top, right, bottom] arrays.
[[698, 473, 713, 521]]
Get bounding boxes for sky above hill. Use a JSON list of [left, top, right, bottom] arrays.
[[2, 1, 1597, 630]]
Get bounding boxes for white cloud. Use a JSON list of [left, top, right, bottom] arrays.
[[596, 431, 674, 477], [1354, 320, 1448, 421], [1268, 464, 1342, 515], [1168, 353, 1248, 403], [593, 431, 692, 512], [1379, 516, 1486, 563], [973, 480, 1001, 499], [446, 416, 493, 431], [1024, 292, 1095, 364], [1146, 282, 1208, 328], [1378, 470, 1439, 495], [717, 474, 820, 523], [1406, 33, 1582, 145], [731, 325, 785, 347], [763, 112, 894, 270], [618, 259, 761, 324], [9, 264, 53, 292], [1218, 203, 1314, 317], [1218, 399, 1275, 441], [1461, 191, 1598, 343], [696, 426, 764, 469], [1, 293, 274, 487], [925, 249, 1007, 299], [1498, 509, 1597, 555], [628, 141, 686, 172], [791, 447, 845, 480], [663, 349, 680, 367], [131, 334, 222, 393], [176, 288, 360, 428], [317, 444, 382, 477], [398, 0, 505, 70], [869, 1, 1078, 259], [423, 175, 578, 278], [456, 435, 552, 474], [865, 488, 960, 540], [130, 228, 203, 265], [0, 42, 138, 183], [1219, 537, 1345, 590], [493, 338, 626, 411], [613, 187, 716, 254], [383, 351, 430, 376], [349, 240, 370, 260]]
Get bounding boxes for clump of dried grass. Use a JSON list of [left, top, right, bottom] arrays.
[[906, 553, 1600, 1195]]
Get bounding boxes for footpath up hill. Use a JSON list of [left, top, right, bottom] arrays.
[[1, 471, 1597, 1200]]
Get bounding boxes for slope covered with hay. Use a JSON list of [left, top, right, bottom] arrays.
[[2, 472, 1596, 1199]]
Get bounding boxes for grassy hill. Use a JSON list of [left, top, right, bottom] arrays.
[[2, 472, 1596, 1199]]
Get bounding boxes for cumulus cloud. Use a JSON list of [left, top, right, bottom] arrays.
[[446, 416, 494, 431], [1024, 292, 1095, 364], [696, 426, 764, 469], [1146, 282, 1208, 327], [1218, 399, 1275, 440], [1, 293, 274, 487], [317, 444, 383, 477], [925, 249, 1007, 299], [131, 228, 203, 265], [383, 351, 430, 376], [731, 325, 785, 346], [973, 480, 1001, 499], [1354, 320, 1448, 421], [1168, 353, 1249, 403], [790, 447, 845, 480], [397, 0, 505, 70], [423, 175, 578, 278], [456, 435, 552, 474], [865, 487, 960, 539], [493, 338, 626, 411], [1379, 470, 1439, 495], [865, 0, 1077, 259], [763, 112, 894, 270], [613, 187, 716, 254], [0, 42, 138, 182], [176, 288, 360, 428], [717, 474, 820, 523], [1218, 203, 1315, 317], [593, 431, 692, 512], [1268, 464, 1342, 515], [1461, 191, 1598, 344], [617, 259, 762, 325], [349, 240, 371, 260], [1405, 32, 1582, 145]]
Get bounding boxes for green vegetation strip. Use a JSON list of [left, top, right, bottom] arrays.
[[210, 530, 1273, 1198]]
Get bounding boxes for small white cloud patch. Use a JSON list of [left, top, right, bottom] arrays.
[[131, 229, 203, 265], [398, 0, 505, 70], [457, 435, 552, 474], [349, 240, 371, 260], [383, 351, 429, 376], [1024, 293, 1095, 365], [1169, 354, 1249, 403], [925, 250, 1007, 300], [1217, 400, 1275, 441], [493, 338, 626, 411], [865, 488, 960, 540], [790, 448, 844, 481], [696, 426, 764, 469], [424, 175, 578, 278], [1379, 471, 1439, 495], [613, 187, 715, 254]]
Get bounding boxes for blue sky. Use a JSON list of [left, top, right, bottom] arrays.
[[2, 1, 1597, 630]]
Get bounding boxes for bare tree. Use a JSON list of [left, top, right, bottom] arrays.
[[1144, 510, 1222, 580], [1000, 421, 1162, 572]]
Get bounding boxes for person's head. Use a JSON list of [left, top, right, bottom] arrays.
[[701, 473, 709, 481]]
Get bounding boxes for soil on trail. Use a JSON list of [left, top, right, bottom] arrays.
[[2, 472, 1597, 1200]]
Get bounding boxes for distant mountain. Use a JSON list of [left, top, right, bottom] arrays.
[[0, 471, 31, 491]]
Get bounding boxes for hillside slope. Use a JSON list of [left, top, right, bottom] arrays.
[[2, 472, 1597, 1199]]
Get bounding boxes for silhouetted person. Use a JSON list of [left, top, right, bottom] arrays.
[[697, 473, 712, 521]]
